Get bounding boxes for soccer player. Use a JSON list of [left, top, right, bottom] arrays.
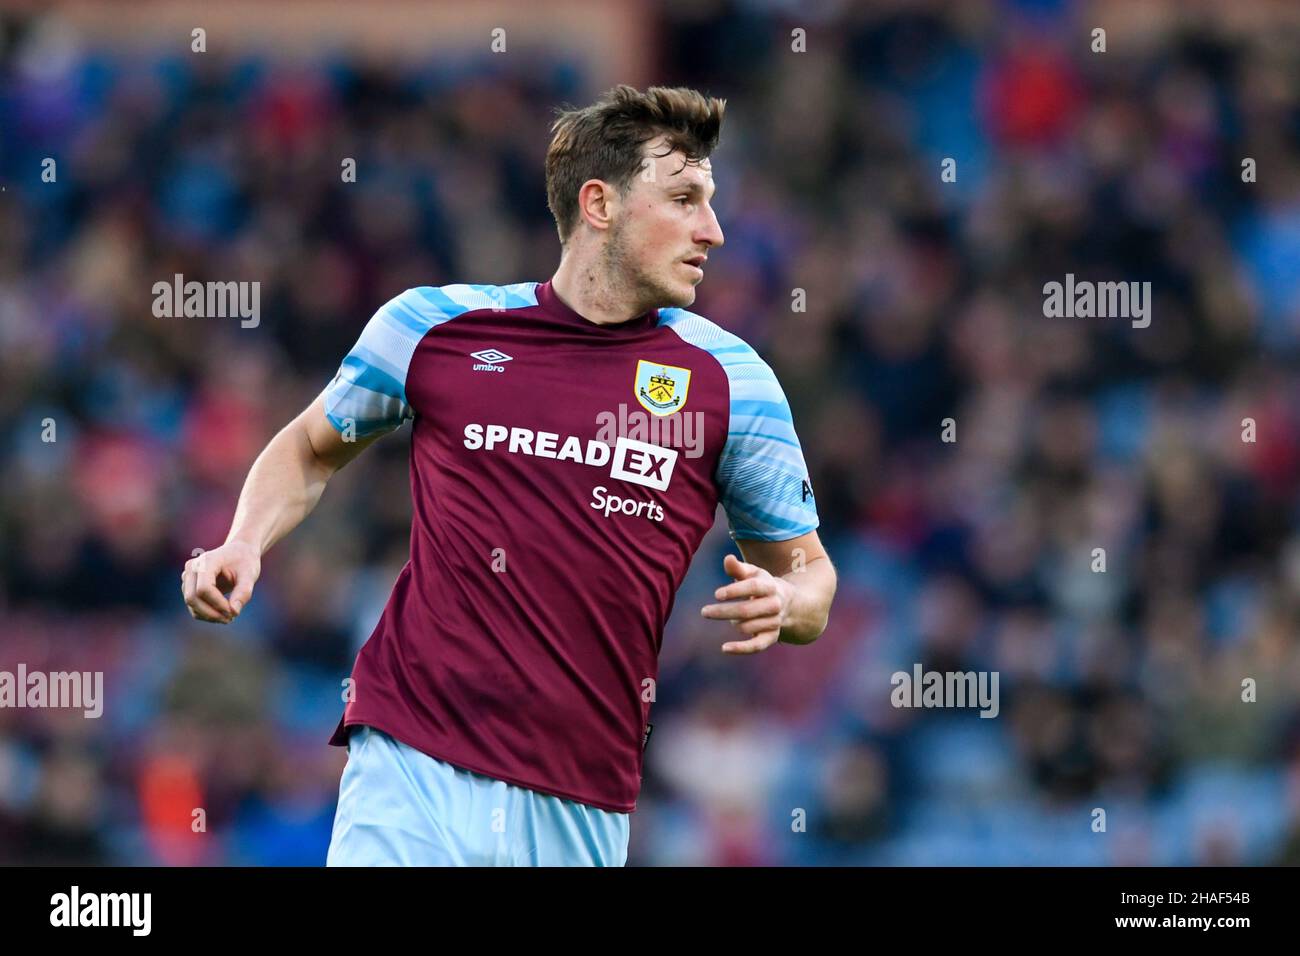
[[181, 85, 837, 866]]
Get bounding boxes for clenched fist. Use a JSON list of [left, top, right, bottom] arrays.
[[182, 540, 261, 624]]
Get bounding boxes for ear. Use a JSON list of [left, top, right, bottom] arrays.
[[576, 179, 616, 232]]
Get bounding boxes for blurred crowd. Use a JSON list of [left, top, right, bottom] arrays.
[[2, 0, 1300, 865]]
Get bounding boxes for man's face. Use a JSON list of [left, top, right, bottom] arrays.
[[602, 139, 725, 311]]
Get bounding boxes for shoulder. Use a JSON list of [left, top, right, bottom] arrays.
[[657, 307, 763, 368], [343, 282, 541, 370], [378, 283, 541, 330], [657, 307, 786, 402]]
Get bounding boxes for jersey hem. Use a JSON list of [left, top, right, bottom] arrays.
[[331, 716, 637, 815]]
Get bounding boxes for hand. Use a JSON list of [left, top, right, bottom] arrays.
[[182, 540, 261, 624], [700, 553, 793, 655]]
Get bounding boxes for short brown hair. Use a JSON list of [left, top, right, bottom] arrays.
[[545, 84, 726, 244]]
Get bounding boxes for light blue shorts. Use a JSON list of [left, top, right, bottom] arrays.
[[326, 725, 630, 866]]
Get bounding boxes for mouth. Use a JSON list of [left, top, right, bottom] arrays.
[[681, 256, 707, 278]]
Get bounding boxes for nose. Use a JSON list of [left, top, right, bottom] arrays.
[[696, 202, 725, 249]]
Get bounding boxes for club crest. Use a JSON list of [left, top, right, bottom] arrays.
[[634, 360, 691, 417]]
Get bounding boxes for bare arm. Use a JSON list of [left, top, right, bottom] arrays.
[[182, 390, 386, 623], [226, 390, 381, 554]]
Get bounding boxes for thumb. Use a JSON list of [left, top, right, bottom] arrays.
[[228, 571, 257, 616], [723, 553, 758, 580]]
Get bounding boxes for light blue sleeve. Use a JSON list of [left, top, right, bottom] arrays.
[[660, 309, 820, 542], [323, 283, 540, 438], [714, 356, 819, 541]]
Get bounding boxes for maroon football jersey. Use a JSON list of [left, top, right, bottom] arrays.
[[322, 280, 818, 811]]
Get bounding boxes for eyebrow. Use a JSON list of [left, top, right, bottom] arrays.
[[666, 181, 715, 199]]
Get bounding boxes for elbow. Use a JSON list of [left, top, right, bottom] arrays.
[[782, 603, 832, 646], [795, 568, 837, 644], [803, 610, 832, 644]]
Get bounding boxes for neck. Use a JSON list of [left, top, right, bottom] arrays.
[[549, 253, 645, 326]]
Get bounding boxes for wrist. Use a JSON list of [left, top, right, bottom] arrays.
[[223, 534, 264, 557]]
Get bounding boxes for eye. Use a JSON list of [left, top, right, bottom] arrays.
[[675, 196, 691, 206]]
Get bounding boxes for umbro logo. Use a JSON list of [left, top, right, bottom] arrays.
[[470, 348, 512, 372]]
